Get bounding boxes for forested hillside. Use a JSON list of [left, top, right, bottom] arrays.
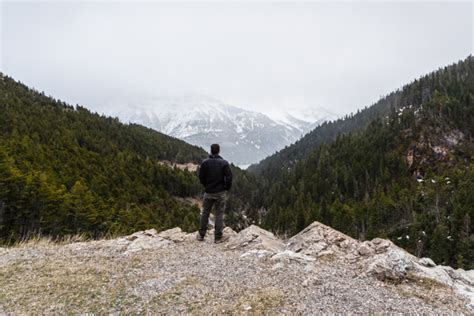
[[248, 56, 473, 182], [254, 56, 473, 268], [0, 73, 212, 242]]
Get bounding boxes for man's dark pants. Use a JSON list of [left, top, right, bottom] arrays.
[[199, 191, 227, 239]]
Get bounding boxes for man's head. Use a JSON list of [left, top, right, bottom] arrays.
[[210, 144, 220, 155]]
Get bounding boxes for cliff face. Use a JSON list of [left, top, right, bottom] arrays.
[[1, 222, 472, 314]]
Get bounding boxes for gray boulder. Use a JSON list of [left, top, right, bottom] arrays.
[[357, 241, 375, 256], [419, 257, 436, 267], [365, 246, 415, 281], [271, 250, 316, 264], [287, 221, 358, 257], [157, 227, 188, 242], [227, 225, 284, 252]]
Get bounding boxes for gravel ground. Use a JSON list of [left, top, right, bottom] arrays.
[[0, 231, 470, 314]]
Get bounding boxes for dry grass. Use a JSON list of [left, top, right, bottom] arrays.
[[10, 234, 88, 249], [148, 276, 204, 312], [231, 288, 286, 314], [395, 273, 468, 309], [0, 250, 148, 314], [2, 231, 124, 249]]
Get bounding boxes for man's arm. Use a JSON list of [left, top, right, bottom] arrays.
[[199, 161, 207, 186], [224, 163, 233, 191]]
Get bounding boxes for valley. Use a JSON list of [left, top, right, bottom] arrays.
[[0, 56, 472, 271]]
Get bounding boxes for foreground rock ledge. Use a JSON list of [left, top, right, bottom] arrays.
[[0, 221, 472, 314]]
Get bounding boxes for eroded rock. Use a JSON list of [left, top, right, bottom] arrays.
[[287, 221, 358, 257], [241, 249, 274, 259], [371, 238, 391, 253], [122, 227, 187, 255], [357, 241, 375, 256], [121, 222, 473, 307], [419, 257, 436, 267], [271, 250, 316, 264], [124, 236, 171, 255], [157, 227, 187, 242], [227, 225, 284, 252], [365, 247, 415, 281]]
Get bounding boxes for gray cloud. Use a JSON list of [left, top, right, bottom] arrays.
[[1, 1, 472, 115]]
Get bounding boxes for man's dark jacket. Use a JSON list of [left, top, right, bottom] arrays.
[[199, 154, 233, 193]]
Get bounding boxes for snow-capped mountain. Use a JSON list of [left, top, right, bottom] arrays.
[[264, 107, 339, 134], [102, 96, 337, 167]]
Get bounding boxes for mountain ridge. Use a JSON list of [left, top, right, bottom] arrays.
[[103, 97, 337, 166]]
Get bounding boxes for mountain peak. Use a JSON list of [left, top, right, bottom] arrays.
[[100, 97, 337, 166]]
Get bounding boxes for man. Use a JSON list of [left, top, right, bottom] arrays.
[[197, 143, 233, 243]]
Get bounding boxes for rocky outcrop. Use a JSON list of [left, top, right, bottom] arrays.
[[121, 229, 169, 254], [115, 222, 473, 308], [157, 227, 189, 242], [364, 242, 416, 281], [158, 161, 199, 172], [353, 236, 474, 307], [121, 227, 192, 254], [224, 221, 474, 308], [227, 225, 284, 252], [120, 226, 240, 254], [270, 250, 316, 264], [286, 221, 359, 258], [3, 221, 471, 312]]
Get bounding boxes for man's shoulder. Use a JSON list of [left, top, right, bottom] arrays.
[[216, 157, 230, 166], [202, 156, 230, 167]]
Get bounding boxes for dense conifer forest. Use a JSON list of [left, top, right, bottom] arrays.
[[251, 56, 473, 268], [0, 73, 213, 241]]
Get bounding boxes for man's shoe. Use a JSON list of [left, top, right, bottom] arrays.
[[214, 235, 229, 244], [196, 234, 204, 241]]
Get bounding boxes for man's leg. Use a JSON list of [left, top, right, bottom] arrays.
[[199, 194, 214, 238], [214, 191, 227, 240]]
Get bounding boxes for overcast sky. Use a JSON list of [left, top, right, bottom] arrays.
[[1, 1, 472, 116]]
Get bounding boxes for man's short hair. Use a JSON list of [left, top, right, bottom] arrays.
[[211, 144, 220, 155]]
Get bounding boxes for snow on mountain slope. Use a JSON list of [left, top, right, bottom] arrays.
[[103, 96, 336, 167], [263, 107, 339, 132]]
